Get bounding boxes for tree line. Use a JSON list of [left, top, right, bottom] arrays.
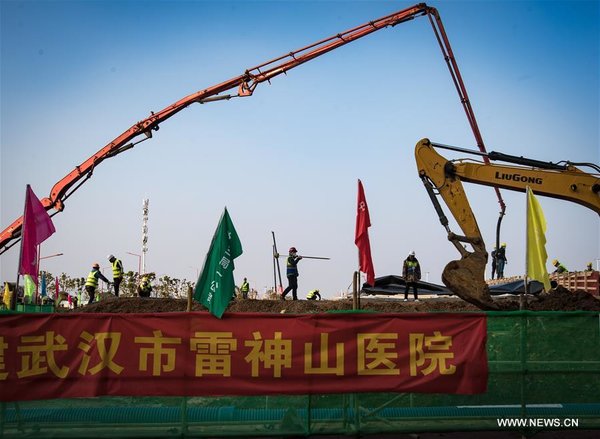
[[40, 271, 194, 300]]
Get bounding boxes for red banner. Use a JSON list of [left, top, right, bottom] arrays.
[[0, 312, 487, 401]]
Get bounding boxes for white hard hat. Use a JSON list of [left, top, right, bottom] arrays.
[[410, 251, 416, 256], [107, 254, 115, 260]]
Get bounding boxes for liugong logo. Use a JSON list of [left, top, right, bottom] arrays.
[[494, 172, 542, 185]]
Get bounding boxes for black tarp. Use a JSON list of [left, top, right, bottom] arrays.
[[362, 275, 544, 296], [361, 275, 451, 296]]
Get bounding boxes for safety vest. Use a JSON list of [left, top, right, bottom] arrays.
[[85, 270, 99, 288], [307, 290, 319, 299], [112, 259, 123, 279], [556, 263, 568, 273], [140, 280, 152, 293], [241, 281, 249, 292], [286, 256, 298, 277], [406, 261, 418, 272]]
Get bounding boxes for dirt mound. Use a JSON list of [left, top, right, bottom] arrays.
[[530, 286, 600, 311], [487, 286, 600, 312], [65, 286, 600, 314]]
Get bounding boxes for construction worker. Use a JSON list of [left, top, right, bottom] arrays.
[[137, 276, 152, 298], [586, 262, 594, 272], [240, 278, 250, 299], [495, 243, 507, 279], [552, 259, 568, 274], [85, 263, 109, 305], [490, 246, 497, 279], [281, 247, 302, 300], [307, 289, 321, 300], [403, 251, 421, 302], [107, 254, 124, 297]]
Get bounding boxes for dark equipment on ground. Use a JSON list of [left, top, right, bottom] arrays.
[[362, 275, 545, 297]]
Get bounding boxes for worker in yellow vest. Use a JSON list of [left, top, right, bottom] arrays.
[[552, 259, 568, 274], [282, 247, 302, 300], [240, 278, 250, 299], [85, 263, 110, 305], [107, 254, 124, 297], [403, 251, 421, 302], [307, 289, 321, 300], [137, 276, 152, 298]]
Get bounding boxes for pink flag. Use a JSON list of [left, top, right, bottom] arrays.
[[354, 179, 375, 286], [18, 185, 56, 286]]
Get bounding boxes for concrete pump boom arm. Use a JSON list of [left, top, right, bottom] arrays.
[[1, 3, 497, 253], [414, 138, 600, 310]]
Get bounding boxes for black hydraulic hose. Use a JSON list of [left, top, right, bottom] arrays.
[[495, 212, 505, 258]]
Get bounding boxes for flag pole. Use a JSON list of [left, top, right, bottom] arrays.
[[35, 243, 41, 305], [522, 186, 531, 311], [272, 244, 277, 296], [271, 231, 283, 293], [187, 285, 193, 312], [356, 245, 361, 308], [357, 178, 361, 281], [356, 179, 361, 307]]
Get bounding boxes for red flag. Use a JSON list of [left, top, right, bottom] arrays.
[[55, 276, 60, 299], [354, 179, 375, 286], [18, 185, 56, 286]]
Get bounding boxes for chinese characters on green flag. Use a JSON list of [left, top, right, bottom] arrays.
[[194, 208, 243, 318]]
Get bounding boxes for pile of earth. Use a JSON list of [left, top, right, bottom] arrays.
[[66, 286, 600, 314]]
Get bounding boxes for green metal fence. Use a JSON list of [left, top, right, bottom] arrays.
[[1, 311, 599, 438]]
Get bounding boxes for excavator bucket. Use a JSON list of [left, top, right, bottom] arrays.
[[442, 251, 499, 310]]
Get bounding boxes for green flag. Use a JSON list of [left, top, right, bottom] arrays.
[[194, 208, 243, 318]]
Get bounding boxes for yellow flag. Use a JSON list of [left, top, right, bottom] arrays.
[[526, 187, 551, 291], [2, 282, 11, 309]]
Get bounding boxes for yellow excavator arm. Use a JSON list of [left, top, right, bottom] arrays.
[[415, 138, 600, 310]]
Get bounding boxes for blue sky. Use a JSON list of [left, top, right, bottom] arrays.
[[1, 0, 598, 299]]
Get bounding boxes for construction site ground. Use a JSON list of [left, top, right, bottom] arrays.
[[69, 286, 600, 314]]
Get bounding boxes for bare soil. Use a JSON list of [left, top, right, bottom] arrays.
[[67, 286, 600, 314]]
